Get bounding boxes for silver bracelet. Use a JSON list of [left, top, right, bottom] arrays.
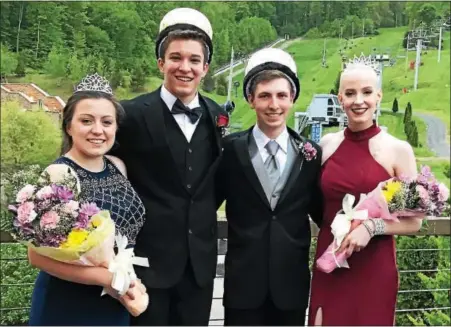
[[362, 220, 375, 238], [370, 218, 386, 236]]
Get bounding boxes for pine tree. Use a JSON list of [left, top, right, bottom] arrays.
[[392, 97, 399, 113], [202, 71, 215, 93]]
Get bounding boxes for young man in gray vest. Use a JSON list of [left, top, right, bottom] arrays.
[[216, 48, 323, 326]]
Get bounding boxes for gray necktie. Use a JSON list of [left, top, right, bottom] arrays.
[[264, 140, 280, 187]]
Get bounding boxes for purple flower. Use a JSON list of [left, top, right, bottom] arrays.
[[40, 234, 67, 247], [51, 185, 74, 202], [79, 202, 100, 217], [299, 141, 317, 161], [75, 213, 89, 229], [420, 165, 433, 179]]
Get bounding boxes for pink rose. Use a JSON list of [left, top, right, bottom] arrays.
[[438, 183, 450, 202], [36, 186, 54, 200], [40, 211, 60, 229], [16, 185, 35, 203], [17, 202, 37, 224]]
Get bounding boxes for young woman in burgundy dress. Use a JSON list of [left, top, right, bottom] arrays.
[[308, 63, 423, 326]]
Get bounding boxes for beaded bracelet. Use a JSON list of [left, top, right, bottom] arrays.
[[370, 218, 386, 236]]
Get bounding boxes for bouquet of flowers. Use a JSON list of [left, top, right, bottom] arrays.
[[8, 164, 149, 316], [316, 165, 450, 274]]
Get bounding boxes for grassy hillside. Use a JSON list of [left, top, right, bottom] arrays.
[[8, 27, 450, 145]]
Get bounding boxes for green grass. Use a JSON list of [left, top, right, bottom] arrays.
[[323, 112, 434, 157], [8, 27, 449, 144]]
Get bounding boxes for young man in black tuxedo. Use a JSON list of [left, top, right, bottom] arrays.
[[216, 48, 323, 326], [111, 8, 228, 326]]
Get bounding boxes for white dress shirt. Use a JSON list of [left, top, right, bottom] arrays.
[[160, 85, 200, 142], [252, 124, 289, 174]]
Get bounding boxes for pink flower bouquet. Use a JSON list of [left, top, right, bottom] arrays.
[[316, 165, 449, 274], [8, 164, 149, 316]]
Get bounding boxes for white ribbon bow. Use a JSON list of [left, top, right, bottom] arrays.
[[101, 233, 150, 296], [331, 194, 368, 250]]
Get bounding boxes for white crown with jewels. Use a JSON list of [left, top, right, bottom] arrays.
[[345, 53, 380, 73], [74, 73, 113, 95]]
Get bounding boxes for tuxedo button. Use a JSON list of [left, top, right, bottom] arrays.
[[188, 166, 193, 171], [272, 215, 277, 220], [191, 200, 194, 204], [189, 229, 193, 234], [187, 184, 192, 189], [188, 148, 193, 153]]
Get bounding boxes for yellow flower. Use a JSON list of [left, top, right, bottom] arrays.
[[60, 229, 89, 249], [382, 181, 402, 203], [90, 215, 102, 228]]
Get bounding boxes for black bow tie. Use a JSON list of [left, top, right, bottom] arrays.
[[171, 99, 202, 124]]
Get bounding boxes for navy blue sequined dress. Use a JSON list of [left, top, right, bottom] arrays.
[[29, 156, 146, 326]]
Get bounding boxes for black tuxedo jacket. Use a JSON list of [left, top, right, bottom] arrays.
[[112, 88, 225, 288], [216, 127, 323, 310]]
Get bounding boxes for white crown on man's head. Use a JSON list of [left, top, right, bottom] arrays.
[[345, 53, 380, 73], [74, 73, 113, 95]]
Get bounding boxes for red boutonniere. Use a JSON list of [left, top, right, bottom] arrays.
[[216, 113, 229, 136], [216, 114, 229, 128]]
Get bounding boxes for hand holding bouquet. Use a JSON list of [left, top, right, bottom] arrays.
[[8, 164, 149, 316], [316, 165, 450, 273]]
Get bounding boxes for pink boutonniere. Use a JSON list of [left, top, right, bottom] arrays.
[[299, 141, 317, 161]]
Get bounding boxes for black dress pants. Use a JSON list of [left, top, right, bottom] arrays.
[[131, 261, 214, 326], [224, 295, 306, 326]]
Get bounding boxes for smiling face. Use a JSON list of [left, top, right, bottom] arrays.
[[158, 38, 209, 104], [66, 98, 117, 159], [248, 76, 294, 137], [338, 66, 382, 131]]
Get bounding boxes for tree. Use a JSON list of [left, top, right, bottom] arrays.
[[392, 98, 399, 113], [404, 102, 412, 124], [417, 4, 438, 26], [332, 71, 341, 95], [202, 71, 215, 93], [216, 75, 228, 96], [44, 45, 68, 85], [0, 43, 18, 79], [1, 102, 61, 170]]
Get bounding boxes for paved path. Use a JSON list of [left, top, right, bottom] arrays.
[[381, 110, 449, 158], [415, 113, 450, 157]]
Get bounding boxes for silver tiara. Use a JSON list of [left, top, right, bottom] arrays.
[[345, 53, 380, 73], [74, 73, 113, 95]]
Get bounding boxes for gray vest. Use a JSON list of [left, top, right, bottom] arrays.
[[249, 135, 298, 210]]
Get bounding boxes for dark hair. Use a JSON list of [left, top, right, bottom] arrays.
[[159, 30, 209, 64], [60, 91, 125, 155], [248, 70, 295, 99]]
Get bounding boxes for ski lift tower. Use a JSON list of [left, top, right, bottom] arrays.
[[221, 47, 237, 134]]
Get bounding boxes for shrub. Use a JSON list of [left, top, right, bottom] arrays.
[[0, 102, 61, 171], [392, 97, 399, 113]]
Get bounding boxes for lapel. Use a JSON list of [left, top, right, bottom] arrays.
[[198, 94, 223, 157], [141, 88, 186, 192], [277, 127, 306, 206], [234, 127, 271, 209]]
